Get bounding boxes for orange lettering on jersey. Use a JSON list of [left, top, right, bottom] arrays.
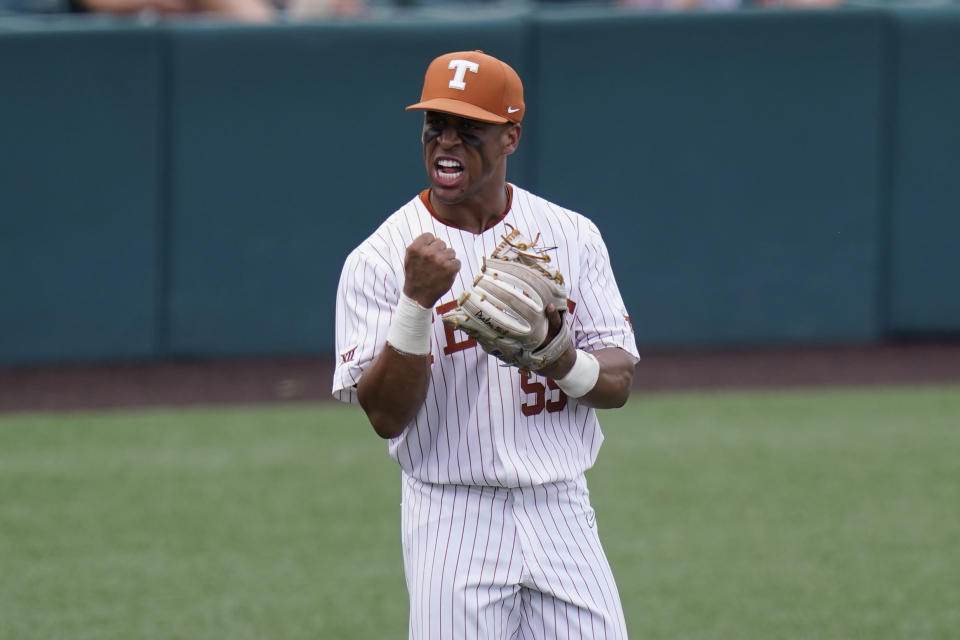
[[340, 347, 357, 363], [436, 299, 478, 355]]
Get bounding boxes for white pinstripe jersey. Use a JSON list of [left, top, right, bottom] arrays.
[[333, 184, 639, 488]]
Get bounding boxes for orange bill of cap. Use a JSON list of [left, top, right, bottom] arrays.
[[406, 97, 508, 124]]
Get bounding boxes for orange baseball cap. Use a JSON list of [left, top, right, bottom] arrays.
[[406, 50, 525, 124]]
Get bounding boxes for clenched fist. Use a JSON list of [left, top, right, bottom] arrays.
[[403, 233, 461, 308]]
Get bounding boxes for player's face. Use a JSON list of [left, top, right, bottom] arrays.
[[422, 112, 519, 205]]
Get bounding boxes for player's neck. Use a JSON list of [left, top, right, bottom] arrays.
[[430, 183, 510, 235]]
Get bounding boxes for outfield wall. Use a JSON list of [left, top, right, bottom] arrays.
[[1, 6, 958, 364]]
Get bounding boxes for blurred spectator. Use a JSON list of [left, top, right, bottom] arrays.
[[617, 0, 740, 10], [615, 0, 845, 10], [70, 0, 275, 20], [752, 0, 845, 6], [286, 0, 515, 20], [286, 0, 368, 19], [1, 0, 275, 20]]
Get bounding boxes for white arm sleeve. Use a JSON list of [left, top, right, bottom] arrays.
[[570, 222, 640, 362], [332, 248, 399, 404]]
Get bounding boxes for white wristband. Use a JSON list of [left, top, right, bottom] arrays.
[[386, 293, 433, 356], [554, 350, 600, 398]]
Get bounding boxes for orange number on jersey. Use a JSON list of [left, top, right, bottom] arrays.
[[545, 378, 568, 413], [435, 300, 477, 355], [520, 370, 567, 416], [520, 370, 546, 416]]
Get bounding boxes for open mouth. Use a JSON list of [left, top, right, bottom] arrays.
[[435, 158, 463, 185]]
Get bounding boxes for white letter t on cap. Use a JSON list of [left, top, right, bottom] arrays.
[[448, 59, 479, 90]]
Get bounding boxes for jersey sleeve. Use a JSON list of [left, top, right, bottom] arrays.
[[332, 246, 399, 404], [569, 221, 640, 362]]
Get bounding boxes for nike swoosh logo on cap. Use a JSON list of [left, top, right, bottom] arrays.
[[507, 106, 520, 113]]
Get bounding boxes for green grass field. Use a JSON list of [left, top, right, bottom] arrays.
[[1, 385, 958, 639]]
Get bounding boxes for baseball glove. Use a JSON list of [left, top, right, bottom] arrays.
[[441, 225, 570, 371]]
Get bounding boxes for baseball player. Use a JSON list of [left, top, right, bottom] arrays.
[[333, 50, 639, 639]]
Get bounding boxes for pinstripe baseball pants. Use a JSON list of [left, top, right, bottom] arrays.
[[401, 473, 628, 639]]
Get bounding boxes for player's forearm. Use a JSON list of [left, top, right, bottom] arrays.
[[357, 346, 431, 439], [577, 347, 636, 409]]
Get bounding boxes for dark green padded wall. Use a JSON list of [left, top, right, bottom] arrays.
[[887, 9, 960, 334], [0, 23, 160, 364], [4, 8, 959, 366], [164, 18, 531, 356], [534, 9, 887, 347]]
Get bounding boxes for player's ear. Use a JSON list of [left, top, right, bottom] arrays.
[[501, 123, 521, 156]]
